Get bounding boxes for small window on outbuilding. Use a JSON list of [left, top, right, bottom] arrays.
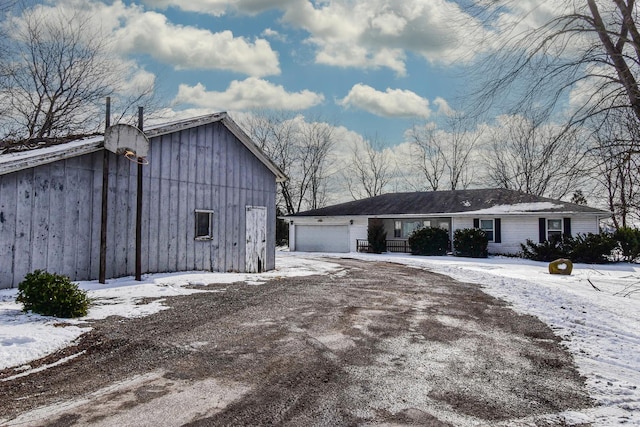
[[195, 210, 214, 240]]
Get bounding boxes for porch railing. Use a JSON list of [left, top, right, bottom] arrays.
[[356, 239, 411, 253]]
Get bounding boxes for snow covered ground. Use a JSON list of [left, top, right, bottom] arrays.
[[1, 252, 639, 425]]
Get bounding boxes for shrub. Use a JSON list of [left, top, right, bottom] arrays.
[[613, 227, 640, 262], [453, 228, 488, 258], [570, 233, 617, 264], [520, 233, 617, 264], [520, 237, 571, 262], [368, 219, 387, 253], [408, 227, 449, 256], [17, 270, 90, 318]]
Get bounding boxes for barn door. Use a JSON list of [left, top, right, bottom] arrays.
[[245, 206, 267, 273]]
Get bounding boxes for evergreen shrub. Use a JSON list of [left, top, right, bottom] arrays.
[[520, 233, 617, 264], [613, 227, 640, 262], [570, 233, 617, 263], [453, 228, 488, 258], [408, 227, 449, 256], [368, 219, 387, 253], [17, 270, 90, 318], [520, 237, 571, 262]]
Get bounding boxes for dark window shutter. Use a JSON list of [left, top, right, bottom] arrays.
[[495, 218, 501, 243], [473, 218, 479, 228], [563, 218, 572, 237], [539, 218, 546, 243]]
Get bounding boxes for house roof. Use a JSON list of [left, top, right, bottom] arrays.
[[289, 189, 610, 217], [0, 112, 287, 182]]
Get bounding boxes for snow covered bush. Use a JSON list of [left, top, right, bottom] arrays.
[[453, 228, 488, 258], [408, 227, 449, 256], [17, 270, 90, 318]]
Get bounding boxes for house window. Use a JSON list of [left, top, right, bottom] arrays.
[[195, 210, 214, 240], [392, 220, 437, 238], [403, 220, 424, 238], [547, 219, 563, 241], [479, 219, 494, 242], [394, 221, 402, 238]]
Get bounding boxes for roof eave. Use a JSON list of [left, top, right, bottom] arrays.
[[0, 137, 104, 176], [0, 113, 289, 182]]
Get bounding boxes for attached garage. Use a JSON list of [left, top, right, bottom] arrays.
[[294, 224, 350, 253]]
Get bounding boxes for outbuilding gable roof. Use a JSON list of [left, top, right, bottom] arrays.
[[0, 112, 287, 182], [289, 189, 610, 217]]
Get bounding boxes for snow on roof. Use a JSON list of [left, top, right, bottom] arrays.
[[0, 135, 104, 176], [0, 113, 287, 182], [464, 202, 565, 215]]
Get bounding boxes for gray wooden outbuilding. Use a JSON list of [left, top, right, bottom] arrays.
[[0, 113, 287, 289]]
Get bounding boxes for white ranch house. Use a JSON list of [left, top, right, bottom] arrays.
[[286, 189, 610, 255], [0, 113, 287, 289]]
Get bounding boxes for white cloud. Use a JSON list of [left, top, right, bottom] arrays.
[[262, 28, 285, 41], [143, 0, 487, 74], [141, 0, 297, 16], [338, 84, 432, 118], [113, 10, 280, 76], [173, 78, 325, 110], [433, 97, 455, 116], [16, 0, 281, 77], [281, 0, 485, 73]]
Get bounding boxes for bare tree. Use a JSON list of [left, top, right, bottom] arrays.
[[470, 1, 640, 130], [240, 110, 299, 214], [344, 135, 392, 200], [441, 114, 482, 190], [298, 120, 335, 210], [406, 123, 445, 191], [589, 108, 640, 228], [483, 111, 589, 199], [239, 111, 337, 214], [405, 114, 480, 191], [0, 6, 156, 139]]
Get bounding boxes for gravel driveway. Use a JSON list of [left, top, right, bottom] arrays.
[[0, 257, 592, 426]]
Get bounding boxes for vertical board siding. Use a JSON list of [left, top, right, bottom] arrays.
[[47, 162, 65, 271], [0, 120, 278, 288], [32, 165, 51, 271], [14, 172, 34, 284], [88, 152, 103, 279], [0, 152, 117, 287], [62, 161, 79, 276], [0, 174, 17, 288]]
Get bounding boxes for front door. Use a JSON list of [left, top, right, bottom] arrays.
[[245, 206, 267, 273]]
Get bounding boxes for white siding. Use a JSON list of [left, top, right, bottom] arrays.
[[349, 218, 368, 252], [487, 216, 539, 255], [456, 215, 603, 255]]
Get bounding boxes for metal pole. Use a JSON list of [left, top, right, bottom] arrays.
[[135, 107, 144, 281], [99, 97, 111, 284]]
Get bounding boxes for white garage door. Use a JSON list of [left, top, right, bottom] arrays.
[[295, 225, 350, 253]]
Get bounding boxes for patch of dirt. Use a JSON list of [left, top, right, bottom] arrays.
[[0, 258, 593, 426]]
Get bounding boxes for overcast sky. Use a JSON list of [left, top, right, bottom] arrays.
[[7, 0, 574, 147]]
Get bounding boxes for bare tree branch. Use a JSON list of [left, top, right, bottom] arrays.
[[0, 5, 157, 139], [344, 134, 392, 200]]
